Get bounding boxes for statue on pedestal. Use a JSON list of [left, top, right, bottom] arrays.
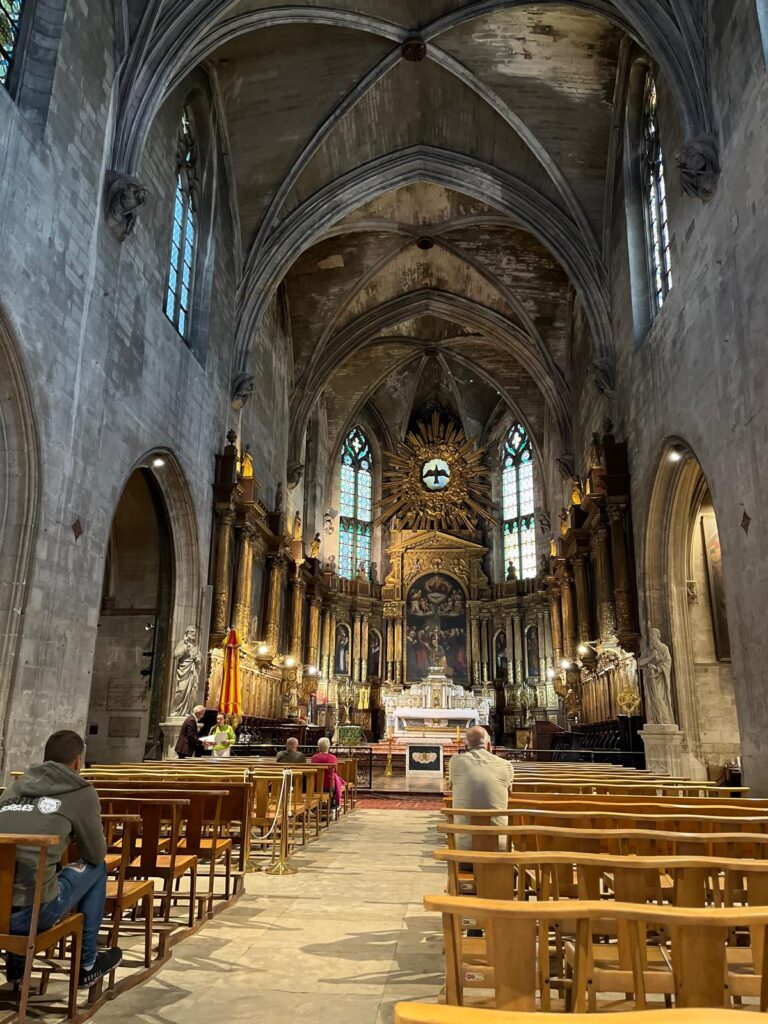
[[506, 560, 517, 582], [310, 532, 321, 559], [637, 628, 675, 725], [169, 627, 202, 717]]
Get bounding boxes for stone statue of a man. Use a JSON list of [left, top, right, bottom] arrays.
[[637, 627, 675, 725], [170, 626, 202, 717]]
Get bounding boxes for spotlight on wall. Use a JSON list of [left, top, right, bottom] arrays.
[[257, 644, 269, 656], [577, 643, 589, 656], [668, 448, 683, 463], [546, 668, 555, 680], [306, 666, 319, 676], [560, 658, 572, 671], [152, 457, 166, 468], [285, 656, 296, 668]]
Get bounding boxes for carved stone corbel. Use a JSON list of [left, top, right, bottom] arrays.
[[676, 133, 720, 201], [104, 172, 149, 241], [231, 371, 255, 410], [587, 355, 616, 399]]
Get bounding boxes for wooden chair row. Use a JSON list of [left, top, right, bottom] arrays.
[[394, 1004, 754, 1023], [424, 895, 768, 1012]]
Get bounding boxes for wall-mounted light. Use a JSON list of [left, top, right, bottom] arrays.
[[546, 668, 555, 680], [257, 644, 269, 656], [152, 457, 166, 469], [577, 643, 589, 656], [285, 656, 296, 668], [560, 658, 572, 671], [306, 666, 319, 676], [668, 448, 683, 463]]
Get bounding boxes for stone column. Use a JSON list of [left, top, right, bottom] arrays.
[[572, 554, 592, 644], [211, 507, 235, 635], [352, 612, 363, 682], [306, 595, 322, 669], [591, 517, 617, 642], [512, 608, 523, 685], [264, 554, 287, 652], [608, 503, 633, 639], [289, 576, 306, 662], [549, 585, 563, 669], [232, 525, 254, 640], [360, 615, 369, 682], [560, 574, 576, 662]]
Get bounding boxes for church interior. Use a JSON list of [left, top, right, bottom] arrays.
[[1, 0, 768, 1021]]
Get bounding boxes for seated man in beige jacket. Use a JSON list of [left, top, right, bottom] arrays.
[[448, 725, 514, 858]]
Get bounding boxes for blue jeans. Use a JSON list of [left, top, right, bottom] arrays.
[[9, 860, 107, 972]]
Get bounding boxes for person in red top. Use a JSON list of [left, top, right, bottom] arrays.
[[310, 737, 337, 802]]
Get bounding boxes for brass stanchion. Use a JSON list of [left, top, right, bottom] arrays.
[[384, 736, 394, 778], [266, 772, 298, 875]]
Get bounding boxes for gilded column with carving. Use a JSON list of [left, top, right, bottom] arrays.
[[537, 605, 547, 681], [469, 614, 481, 686], [264, 554, 287, 652], [549, 585, 563, 669], [306, 595, 322, 669], [352, 612, 363, 682], [360, 614, 369, 682], [504, 610, 514, 683], [289, 576, 306, 661], [232, 524, 254, 640], [591, 517, 617, 642], [560, 574, 576, 662], [572, 554, 592, 644], [512, 609, 523, 685], [608, 503, 633, 641], [211, 507, 235, 636]]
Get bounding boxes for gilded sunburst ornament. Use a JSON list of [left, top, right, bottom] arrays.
[[376, 413, 495, 532]]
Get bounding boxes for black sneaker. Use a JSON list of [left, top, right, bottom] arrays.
[[78, 948, 122, 988], [5, 955, 25, 984]]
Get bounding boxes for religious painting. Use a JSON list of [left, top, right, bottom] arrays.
[[334, 623, 351, 676], [368, 629, 382, 679], [405, 573, 467, 683], [494, 630, 508, 680], [701, 515, 731, 662], [526, 624, 539, 677]]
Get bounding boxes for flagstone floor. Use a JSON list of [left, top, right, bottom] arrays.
[[91, 809, 446, 1024]]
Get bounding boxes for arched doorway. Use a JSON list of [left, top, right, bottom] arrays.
[[0, 308, 39, 773], [86, 468, 174, 763], [644, 442, 740, 777]]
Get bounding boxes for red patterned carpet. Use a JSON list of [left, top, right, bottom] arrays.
[[357, 796, 444, 810]]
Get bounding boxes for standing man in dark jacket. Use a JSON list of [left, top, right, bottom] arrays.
[[175, 704, 205, 758], [0, 730, 122, 987]]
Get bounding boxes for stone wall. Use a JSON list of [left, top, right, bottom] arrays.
[[569, 0, 768, 789], [0, 0, 292, 772]]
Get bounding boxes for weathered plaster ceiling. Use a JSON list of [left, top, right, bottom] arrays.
[[203, 3, 626, 462]]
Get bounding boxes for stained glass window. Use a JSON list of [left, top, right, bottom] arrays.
[[501, 424, 537, 579], [338, 426, 373, 579], [165, 107, 198, 338], [641, 74, 672, 314], [0, 0, 23, 87]]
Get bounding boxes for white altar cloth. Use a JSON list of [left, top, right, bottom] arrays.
[[393, 706, 479, 737]]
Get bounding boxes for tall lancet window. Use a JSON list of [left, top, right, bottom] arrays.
[[641, 73, 672, 313], [0, 0, 23, 86], [501, 424, 536, 579], [338, 426, 372, 579], [165, 107, 199, 337]]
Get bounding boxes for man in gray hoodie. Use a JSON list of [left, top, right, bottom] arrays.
[[0, 730, 122, 987]]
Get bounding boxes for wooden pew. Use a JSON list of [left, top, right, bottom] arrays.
[[423, 894, 768, 1012], [395, 1004, 754, 1023]]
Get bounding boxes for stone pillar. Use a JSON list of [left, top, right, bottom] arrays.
[[608, 503, 633, 640], [549, 585, 563, 668], [211, 507, 235, 635], [360, 614, 369, 682], [572, 554, 592, 644], [639, 723, 685, 776], [265, 554, 287, 652], [512, 609, 523, 685], [592, 517, 617, 642], [232, 525, 254, 640], [306, 595, 322, 669], [352, 612, 363, 682], [560, 574, 576, 662], [289, 576, 306, 662]]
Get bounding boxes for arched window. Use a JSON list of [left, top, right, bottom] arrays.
[[165, 107, 199, 338], [1, 0, 24, 86], [641, 73, 672, 313], [501, 424, 536, 579], [338, 426, 372, 579]]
